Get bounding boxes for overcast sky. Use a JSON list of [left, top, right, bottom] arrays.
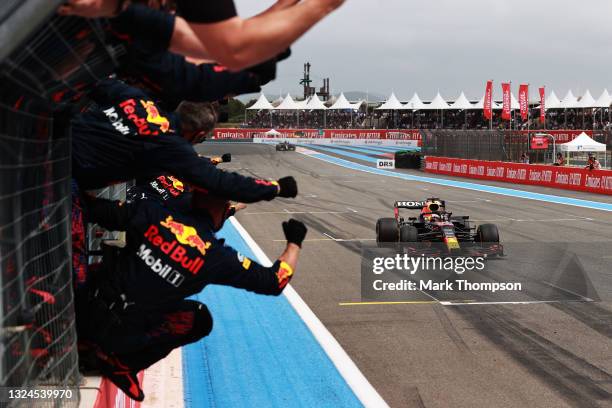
[[235, 0, 612, 102]]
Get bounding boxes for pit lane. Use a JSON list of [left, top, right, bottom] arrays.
[[197, 142, 612, 408]]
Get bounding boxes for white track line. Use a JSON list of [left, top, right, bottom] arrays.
[[228, 217, 390, 408], [439, 300, 592, 306]]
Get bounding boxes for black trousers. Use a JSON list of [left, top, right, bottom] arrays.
[[77, 298, 212, 371]]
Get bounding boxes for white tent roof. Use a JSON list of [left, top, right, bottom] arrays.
[[265, 129, 282, 136], [402, 92, 425, 110], [303, 94, 328, 110], [328, 92, 362, 110], [545, 90, 561, 110], [271, 96, 284, 107], [247, 94, 274, 110], [595, 89, 612, 108], [576, 90, 597, 108], [449, 92, 475, 110], [510, 93, 521, 110], [423, 92, 449, 110], [274, 94, 300, 110], [558, 132, 607, 152], [376, 92, 404, 110], [293, 98, 308, 109], [558, 90, 579, 109]]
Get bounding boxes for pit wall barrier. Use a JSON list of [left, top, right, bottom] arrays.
[[424, 156, 612, 195]]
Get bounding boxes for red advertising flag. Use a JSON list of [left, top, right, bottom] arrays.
[[501, 82, 511, 120], [519, 84, 529, 120], [539, 86, 546, 124], [483, 80, 493, 120]]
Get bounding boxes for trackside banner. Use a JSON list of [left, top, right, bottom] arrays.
[[213, 128, 422, 141], [424, 156, 612, 195], [213, 128, 590, 144]]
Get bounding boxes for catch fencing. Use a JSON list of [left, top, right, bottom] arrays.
[[420, 129, 509, 161], [0, 2, 119, 406]]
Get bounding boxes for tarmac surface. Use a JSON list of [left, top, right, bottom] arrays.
[[197, 142, 612, 408]]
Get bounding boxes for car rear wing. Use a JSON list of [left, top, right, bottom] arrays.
[[395, 201, 426, 209]]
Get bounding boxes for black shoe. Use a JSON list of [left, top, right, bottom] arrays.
[[103, 369, 144, 402], [96, 351, 144, 402]]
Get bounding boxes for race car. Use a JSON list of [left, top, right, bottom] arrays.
[[376, 198, 502, 255], [276, 141, 296, 151]]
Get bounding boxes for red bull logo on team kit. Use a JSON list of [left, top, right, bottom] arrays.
[[144, 219, 210, 275], [156, 175, 185, 197], [276, 261, 294, 289], [117, 99, 170, 136], [160, 216, 211, 257], [140, 100, 171, 133], [255, 179, 279, 187]]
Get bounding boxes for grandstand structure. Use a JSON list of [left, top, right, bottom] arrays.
[[245, 90, 612, 131]]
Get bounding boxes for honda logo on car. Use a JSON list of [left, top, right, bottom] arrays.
[[377, 159, 395, 169], [396, 201, 426, 208]]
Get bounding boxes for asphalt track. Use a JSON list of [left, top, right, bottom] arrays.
[[197, 142, 612, 408]]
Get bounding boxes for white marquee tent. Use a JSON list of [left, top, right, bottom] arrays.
[[293, 98, 309, 109], [423, 92, 450, 110], [558, 132, 607, 152], [274, 94, 300, 110], [576, 90, 597, 108], [303, 94, 328, 110], [247, 94, 274, 110], [449, 92, 475, 110], [376, 92, 404, 110], [558, 90, 579, 109], [264, 129, 282, 137], [328, 92, 362, 110], [545, 90, 562, 110], [595, 89, 612, 108], [510, 93, 521, 110], [403, 92, 426, 110]]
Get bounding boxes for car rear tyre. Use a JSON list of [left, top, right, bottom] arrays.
[[477, 224, 499, 243], [376, 218, 399, 242], [399, 225, 419, 242]]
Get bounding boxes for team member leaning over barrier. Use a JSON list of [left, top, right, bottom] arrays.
[[105, 4, 291, 110], [77, 184, 308, 401], [59, 0, 344, 71], [71, 78, 298, 202]]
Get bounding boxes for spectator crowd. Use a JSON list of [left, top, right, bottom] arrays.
[[244, 105, 612, 131]]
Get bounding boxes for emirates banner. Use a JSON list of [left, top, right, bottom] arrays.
[[213, 128, 422, 141], [518, 84, 529, 121], [539, 87, 546, 124], [501, 82, 511, 121], [483, 80, 493, 120], [424, 156, 612, 195]]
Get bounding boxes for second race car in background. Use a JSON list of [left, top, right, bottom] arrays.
[[276, 141, 296, 151]]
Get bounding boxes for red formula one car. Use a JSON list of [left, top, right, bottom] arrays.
[[376, 198, 503, 255]]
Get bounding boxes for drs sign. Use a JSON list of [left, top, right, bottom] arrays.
[[377, 159, 395, 169]]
